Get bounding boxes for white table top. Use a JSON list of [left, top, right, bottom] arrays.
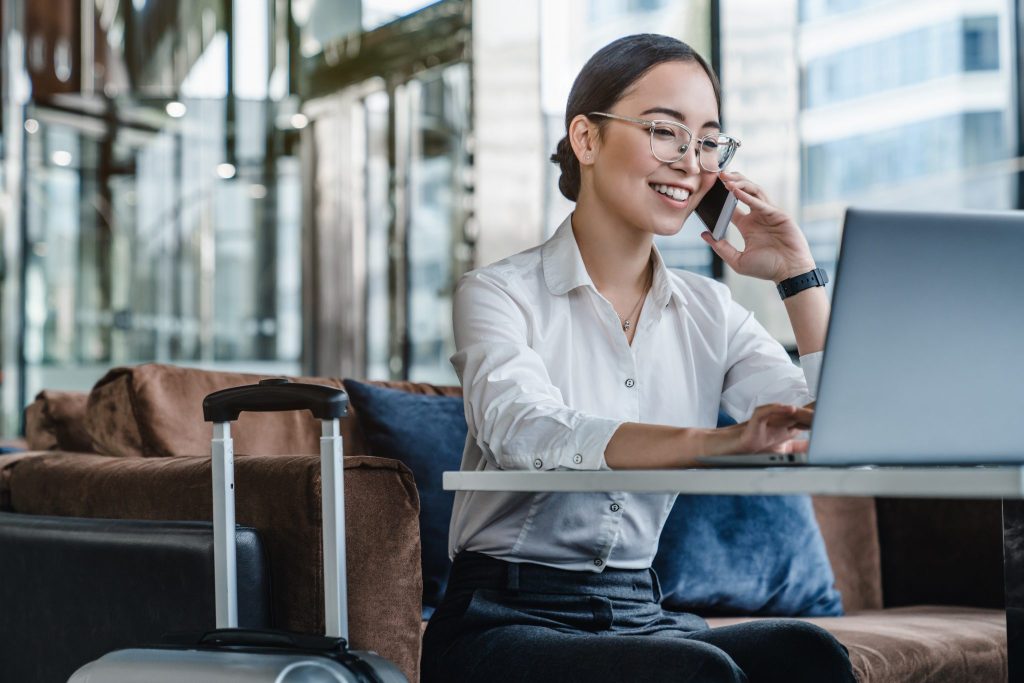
[[443, 466, 1024, 499]]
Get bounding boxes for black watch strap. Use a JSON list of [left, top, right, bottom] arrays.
[[776, 268, 828, 300]]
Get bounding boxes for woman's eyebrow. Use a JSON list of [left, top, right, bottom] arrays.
[[640, 107, 721, 130]]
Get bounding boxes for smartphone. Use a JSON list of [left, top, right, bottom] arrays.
[[695, 178, 738, 240]]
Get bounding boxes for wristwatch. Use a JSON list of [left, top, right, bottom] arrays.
[[776, 268, 828, 300]]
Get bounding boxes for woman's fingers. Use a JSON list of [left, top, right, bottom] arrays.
[[723, 175, 771, 204], [780, 439, 810, 454], [789, 407, 815, 426], [730, 185, 773, 214], [700, 230, 741, 268], [753, 404, 813, 433]]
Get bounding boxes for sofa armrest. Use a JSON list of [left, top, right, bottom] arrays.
[[5, 452, 423, 683], [875, 498, 1004, 609]]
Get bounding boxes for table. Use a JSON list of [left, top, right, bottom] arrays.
[[445, 465, 1023, 681]]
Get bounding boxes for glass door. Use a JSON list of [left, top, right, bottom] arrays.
[[403, 62, 471, 383], [20, 98, 304, 403], [360, 62, 472, 383], [305, 15, 473, 383]]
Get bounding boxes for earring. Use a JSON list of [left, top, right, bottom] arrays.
[[585, 153, 592, 161]]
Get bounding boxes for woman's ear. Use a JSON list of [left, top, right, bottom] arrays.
[[568, 114, 599, 166]]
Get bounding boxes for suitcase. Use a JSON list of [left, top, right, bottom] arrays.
[[68, 379, 408, 682]]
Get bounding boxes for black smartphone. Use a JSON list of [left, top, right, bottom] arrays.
[[694, 178, 738, 240]]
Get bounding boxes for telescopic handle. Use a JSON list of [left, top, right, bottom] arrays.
[[203, 378, 348, 423]]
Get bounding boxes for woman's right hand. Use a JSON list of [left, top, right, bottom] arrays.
[[714, 404, 813, 457]]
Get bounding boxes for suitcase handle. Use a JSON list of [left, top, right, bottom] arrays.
[[193, 628, 346, 651], [204, 379, 350, 639], [203, 378, 349, 422]]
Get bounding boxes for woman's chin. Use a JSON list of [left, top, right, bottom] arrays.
[[648, 213, 691, 237]]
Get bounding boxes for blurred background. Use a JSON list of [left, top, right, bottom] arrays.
[[0, 0, 1015, 435]]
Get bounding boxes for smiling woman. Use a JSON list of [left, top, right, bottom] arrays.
[[421, 33, 848, 683]]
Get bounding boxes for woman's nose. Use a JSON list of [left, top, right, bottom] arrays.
[[668, 142, 701, 174]]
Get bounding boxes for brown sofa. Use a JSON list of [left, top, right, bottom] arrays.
[[1, 363, 1008, 682]]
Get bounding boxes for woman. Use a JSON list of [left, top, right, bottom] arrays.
[[421, 34, 856, 683]]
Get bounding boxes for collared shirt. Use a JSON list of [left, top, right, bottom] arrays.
[[448, 214, 822, 572]]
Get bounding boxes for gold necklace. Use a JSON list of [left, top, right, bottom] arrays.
[[617, 260, 653, 332]]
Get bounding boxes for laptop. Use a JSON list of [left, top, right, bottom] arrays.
[[699, 207, 1024, 467]]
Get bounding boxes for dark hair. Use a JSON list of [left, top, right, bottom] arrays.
[[550, 34, 722, 202]]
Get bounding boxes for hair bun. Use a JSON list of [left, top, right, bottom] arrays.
[[551, 136, 581, 202]]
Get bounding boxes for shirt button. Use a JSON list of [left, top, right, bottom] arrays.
[[533, 459, 543, 469], [610, 503, 621, 512], [593, 558, 604, 567], [573, 453, 583, 464], [625, 378, 635, 388]]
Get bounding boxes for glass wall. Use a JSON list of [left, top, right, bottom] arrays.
[[720, 0, 1016, 348], [803, 112, 1007, 202], [20, 98, 303, 399], [405, 64, 471, 383], [300, 0, 472, 384], [802, 17, 1000, 108], [1, 0, 305, 431]]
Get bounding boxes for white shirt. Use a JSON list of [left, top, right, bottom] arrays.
[[448, 214, 822, 572]]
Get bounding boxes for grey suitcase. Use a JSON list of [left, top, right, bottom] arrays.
[[69, 379, 408, 683]]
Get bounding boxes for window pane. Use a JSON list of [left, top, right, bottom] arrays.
[[723, 0, 1015, 347]]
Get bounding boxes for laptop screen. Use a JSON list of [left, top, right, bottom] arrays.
[[808, 208, 1024, 465]]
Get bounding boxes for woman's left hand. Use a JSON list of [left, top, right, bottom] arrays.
[[699, 171, 816, 283]]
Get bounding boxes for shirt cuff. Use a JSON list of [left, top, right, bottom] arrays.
[[798, 351, 824, 400], [528, 415, 623, 472]]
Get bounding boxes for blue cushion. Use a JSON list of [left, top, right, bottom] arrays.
[[652, 411, 844, 616], [343, 380, 465, 619]]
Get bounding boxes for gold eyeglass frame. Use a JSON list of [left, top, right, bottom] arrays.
[[587, 111, 742, 172]]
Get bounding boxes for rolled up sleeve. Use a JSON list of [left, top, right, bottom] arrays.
[[451, 272, 623, 471], [720, 299, 818, 422]]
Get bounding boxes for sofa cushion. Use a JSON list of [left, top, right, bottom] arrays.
[[25, 390, 92, 452], [85, 364, 347, 458], [5, 451, 423, 683], [707, 606, 1007, 683], [654, 492, 844, 616], [811, 497, 882, 612], [344, 380, 465, 617], [653, 412, 843, 617]]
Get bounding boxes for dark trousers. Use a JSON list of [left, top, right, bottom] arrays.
[[422, 552, 856, 683]]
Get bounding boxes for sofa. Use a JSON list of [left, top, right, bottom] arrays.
[[0, 363, 1008, 682]]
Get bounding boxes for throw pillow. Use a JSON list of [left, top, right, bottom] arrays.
[[343, 380, 465, 619], [652, 411, 844, 616]]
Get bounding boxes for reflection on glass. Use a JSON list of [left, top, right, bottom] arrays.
[[365, 90, 392, 380], [363, 0, 443, 31], [406, 63, 469, 384], [802, 18, 999, 109], [796, 1, 1014, 305], [22, 98, 303, 397], [295, 0, 443, 57]]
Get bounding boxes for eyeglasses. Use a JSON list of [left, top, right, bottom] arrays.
[[587, 112, 741, 173]]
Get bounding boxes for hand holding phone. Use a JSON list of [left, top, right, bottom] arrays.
[[695, 178, 738, 240]]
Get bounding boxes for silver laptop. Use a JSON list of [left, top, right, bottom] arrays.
[[699, 207, 1024, 467]]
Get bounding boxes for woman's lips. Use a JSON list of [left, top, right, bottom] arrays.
[[650, 183, 690, 208]]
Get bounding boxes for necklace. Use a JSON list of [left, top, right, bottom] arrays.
[[617, 260, 654, 332]]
